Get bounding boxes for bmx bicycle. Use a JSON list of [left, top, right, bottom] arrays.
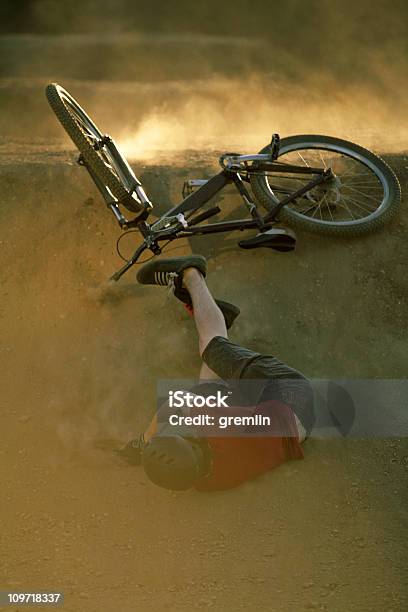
[[46, 83, 401, 282]]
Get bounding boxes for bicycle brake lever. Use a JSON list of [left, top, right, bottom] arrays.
[[109, 241, 151, 282]]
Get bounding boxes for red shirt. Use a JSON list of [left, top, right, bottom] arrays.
[[195, 399, 304, 491]]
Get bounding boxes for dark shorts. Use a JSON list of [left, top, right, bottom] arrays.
[[201, 336, 315, 435]]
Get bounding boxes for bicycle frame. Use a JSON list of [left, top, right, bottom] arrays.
[[78, 138, 333, 282]]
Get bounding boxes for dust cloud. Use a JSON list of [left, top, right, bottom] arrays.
[[116, 73, 408, 161], [1, 0, 408, 158]]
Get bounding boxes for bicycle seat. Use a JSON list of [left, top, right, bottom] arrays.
[[238, 227, 296, 252]]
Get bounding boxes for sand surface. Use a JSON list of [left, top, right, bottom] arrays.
[[1, 28, 408, 612]]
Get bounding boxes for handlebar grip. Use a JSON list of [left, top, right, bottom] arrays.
[[110, 259, 134, 281]]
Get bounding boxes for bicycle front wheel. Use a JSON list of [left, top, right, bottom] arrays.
[[250, 135, 401, 236], [46, 83, 143, 212]]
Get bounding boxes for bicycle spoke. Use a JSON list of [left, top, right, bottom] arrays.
[[318, 151, 327, 170], [341, 185, 382, 203], [339, 172, 373, 178], [311, 204, 319, 218], [338, 199, 356, 220], [297, 151, 310, 167], [342, 185, 384, 192], [324, 194, 334, 221], [342, 178, 374, 185], [345, 194, 377, 211], [343, 176, 376, 180], [340, 194, 375, 214], [342, 184, 381, 190]]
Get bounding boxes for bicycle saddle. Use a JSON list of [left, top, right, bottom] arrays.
[[238, 227, 297, 252]]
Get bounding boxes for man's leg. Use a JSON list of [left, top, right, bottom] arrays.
[[183, 268, 227, 357], [137, 255, 237, 379], [182, 267, 254, 382], [198, 360, 220, 382]]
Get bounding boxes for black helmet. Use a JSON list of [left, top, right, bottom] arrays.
[[142, 435, 208, 491]]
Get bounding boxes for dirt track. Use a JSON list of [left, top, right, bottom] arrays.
[[1, 24, 408, 612], [1, 143, 407, 611]]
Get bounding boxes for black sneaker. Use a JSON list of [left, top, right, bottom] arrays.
[[214, 299, 240, 330], [136, 255, 207, 293], [137, 254, 239, 329]]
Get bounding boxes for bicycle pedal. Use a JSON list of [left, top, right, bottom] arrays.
[[238, 227, 296, 252]]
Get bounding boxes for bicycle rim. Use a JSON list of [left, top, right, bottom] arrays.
[[270, 141, 390, 225]]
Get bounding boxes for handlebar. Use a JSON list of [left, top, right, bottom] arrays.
[[109, 206, 222, 282]]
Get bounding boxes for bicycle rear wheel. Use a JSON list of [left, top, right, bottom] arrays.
[[46, 83, 143, 212], [250, 135, 401, 236]]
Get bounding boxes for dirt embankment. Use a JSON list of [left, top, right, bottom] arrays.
[[0, 146, 407, 611], [1, 19, 408, 612]]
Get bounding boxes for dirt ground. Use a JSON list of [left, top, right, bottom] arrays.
[[1, 27, 408, 612]]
